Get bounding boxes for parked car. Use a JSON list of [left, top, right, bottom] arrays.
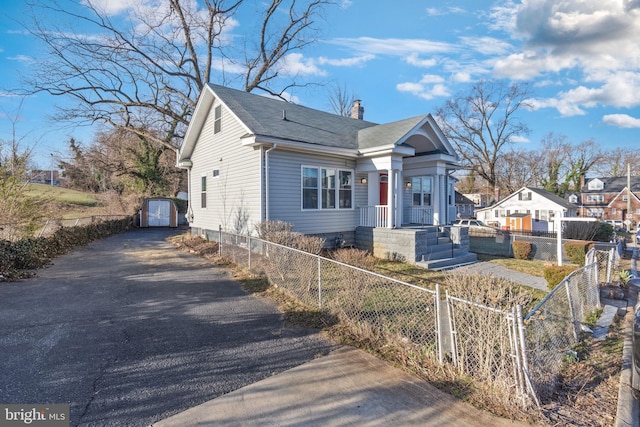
[[453, 219, 499, 235]]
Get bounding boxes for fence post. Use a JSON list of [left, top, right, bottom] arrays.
[[565, 280, 579, 341], [445, 289, 457, 367], [248, 235, 252, 272], [606, 248, 614, 284], [516, 305, 540, 408], [511, 306, 525, 405], [317, 255, 322, 309], [218, 225, 222, 256], [436, 283, 444, 364]]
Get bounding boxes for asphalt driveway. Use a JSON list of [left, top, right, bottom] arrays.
[[0, 228, 334, 426]]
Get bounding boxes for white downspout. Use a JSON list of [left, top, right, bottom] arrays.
[[265, 144, 277, 222], [186, 167, 193, 222]]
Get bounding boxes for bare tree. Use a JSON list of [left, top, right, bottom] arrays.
[[593, 147, 640, 177], [21, 0, 334, 154], [436, 80, 532, 200], [495, 148, 542, 193], [328, 83, 355, 117]]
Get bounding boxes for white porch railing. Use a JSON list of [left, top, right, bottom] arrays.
[[404, 206, 433, 226], [359, 205, 389, 228]]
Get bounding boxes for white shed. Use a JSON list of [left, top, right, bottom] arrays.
[[140, 198, 178, 228]]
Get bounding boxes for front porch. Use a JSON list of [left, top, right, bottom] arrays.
[[359, 205, 434, 228], [354, 225, 477, 269]]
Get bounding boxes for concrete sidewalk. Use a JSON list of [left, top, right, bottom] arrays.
[[452, 261, 548, 291], [153, 346, 529, 427]]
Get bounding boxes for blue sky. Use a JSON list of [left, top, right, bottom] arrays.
[[1, 0, 639, 170]]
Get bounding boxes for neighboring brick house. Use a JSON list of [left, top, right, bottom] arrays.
[[577, 176, 640, 228]]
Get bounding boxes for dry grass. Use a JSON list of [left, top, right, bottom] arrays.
[[541, 318, 624, 426], [168, 233, 623, 426], [477, 253, 553, 277]]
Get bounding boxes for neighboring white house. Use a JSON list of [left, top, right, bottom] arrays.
[[177, 84, 462, 254], [475, 187, 578, 232]]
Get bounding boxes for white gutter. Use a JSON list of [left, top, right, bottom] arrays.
[[264, 144, 277, 222], [176, 159, 194, 223]]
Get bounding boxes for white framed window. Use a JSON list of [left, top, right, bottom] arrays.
[[518, 191, 532, 201], [587, 195, 604, 203], [212, 169, 220, 178], [636, 208, 640, 215], [214, 105, 222, 134], [612, 208, 617, 214], [200, 176, 207, 208], [622, 195, 628, 202], [568, 194, 578, 204], [411, 176, 433, 206], [302, 166, 353, 210]]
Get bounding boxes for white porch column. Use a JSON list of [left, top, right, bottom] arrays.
[[387, 169, 395, 228], [439, 175, 447, 225], [432, 174, 441, 226], [397, 170, 404, 227]]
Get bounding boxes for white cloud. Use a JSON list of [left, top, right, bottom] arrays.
[[485, 0, 640, 116], [397, 75, 451, 101], [527, 71, 640, 116], [452, 72, 472, 83], [318, 54, 375, 67], [7, 55, 33, 63], [404, 53, 437, 68], [459, 36, 512, 56], [327, 37, 454, 56], [277, 53, 326, 76], [82, 0, 138, 15], [603, 114, 640, 128], [426, 7, 466, 17]]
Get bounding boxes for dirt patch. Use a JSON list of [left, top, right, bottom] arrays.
[[541, 319, 623, 426]]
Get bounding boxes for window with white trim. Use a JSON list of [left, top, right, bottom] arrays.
[[214, 105, 222, 134], [201, 176, 207, 208], [302, 166, 353, 210], [586, 195, 604, 203], [411, 176, 432, 206]]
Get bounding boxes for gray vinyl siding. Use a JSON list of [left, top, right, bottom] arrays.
[[189, 100, 262, 234], [268, 149, 359, 234]]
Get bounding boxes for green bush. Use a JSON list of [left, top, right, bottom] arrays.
[[0, 217, 133, 280], [512, 241, 532, 260], [544, 265, 579, 290], [564, 241, 593, 266]]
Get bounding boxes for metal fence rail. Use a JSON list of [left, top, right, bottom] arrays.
[[211, 229, 609, 408]]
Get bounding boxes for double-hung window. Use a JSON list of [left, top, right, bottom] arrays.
[[201, 176, 207, 208], [302, 166, 352, 210]]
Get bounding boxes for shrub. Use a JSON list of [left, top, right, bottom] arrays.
[[331, 248, 378, 270], [255, 220, 325, 254], [564, 241, 593, 266], [0, 217, 133, 280], [543, 265, 579, 290], [512, 241, 532, 260]]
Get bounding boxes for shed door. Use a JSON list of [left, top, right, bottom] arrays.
[[148, 200, 170, 226]]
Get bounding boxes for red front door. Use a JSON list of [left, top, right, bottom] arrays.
[[379, 174, 388, 205]]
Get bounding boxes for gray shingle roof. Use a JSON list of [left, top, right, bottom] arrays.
[[209, 84, 377, 149], [583, 176, 640, 193], [528, 187, 577, 209]]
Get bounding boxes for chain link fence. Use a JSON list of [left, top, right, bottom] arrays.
[[522, 262, 601, 402], [209, 229, 613, 408], [586, 247, 620, 284], [216, 230, 440, 353]]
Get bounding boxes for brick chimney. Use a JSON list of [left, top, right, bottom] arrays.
[[350, 99, 364, 120]]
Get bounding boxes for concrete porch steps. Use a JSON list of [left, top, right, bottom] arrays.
[[416, 253, 478, 270]]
